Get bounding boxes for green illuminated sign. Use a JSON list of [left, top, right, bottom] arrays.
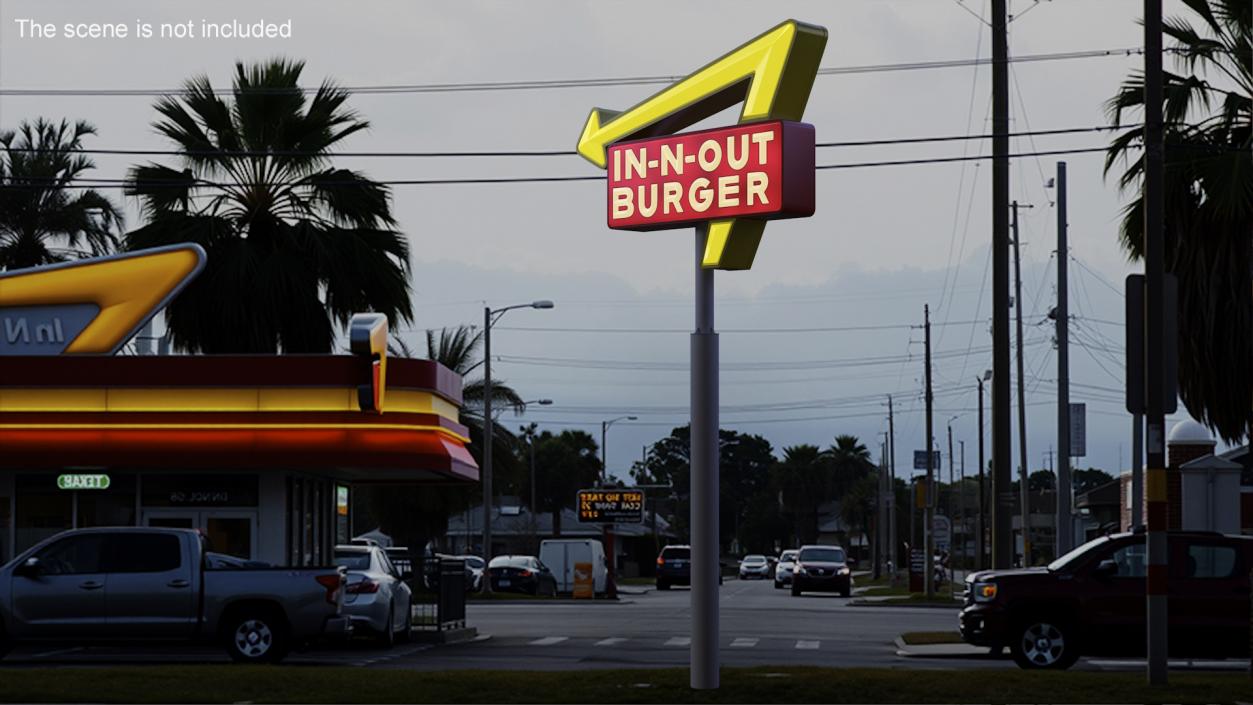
[[57, 474, 110, 490]]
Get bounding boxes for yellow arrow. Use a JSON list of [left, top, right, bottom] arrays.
[[576, 20, 826, 270], [0, 244, 205, 353]]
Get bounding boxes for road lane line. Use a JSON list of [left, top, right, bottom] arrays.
[[795, 640, 820, 649], [664, 636, 690, 647], [529, 636, 569, 646], [730, 637, 758, 648], [594, 637, 628, 647]]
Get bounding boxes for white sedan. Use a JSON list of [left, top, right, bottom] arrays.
[[333, 545, 413, 647]]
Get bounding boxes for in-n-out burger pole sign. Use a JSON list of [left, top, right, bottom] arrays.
[[578, 19, 826, 269], [607, 121, 815, 230]]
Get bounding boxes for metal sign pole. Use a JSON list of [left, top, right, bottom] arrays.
[[690, 225, 720, 689]]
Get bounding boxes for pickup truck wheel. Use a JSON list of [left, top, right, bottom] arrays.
[[226, 613, 288, 664], [1010, 618, 1080, 670]]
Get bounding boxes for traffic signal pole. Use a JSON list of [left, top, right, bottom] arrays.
[[1143, 0, 1169, 686]]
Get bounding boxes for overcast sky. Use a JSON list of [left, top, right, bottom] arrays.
[[1, 1, 1213, 482]]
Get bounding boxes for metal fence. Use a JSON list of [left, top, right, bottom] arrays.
[[412, 556, 466, 632]]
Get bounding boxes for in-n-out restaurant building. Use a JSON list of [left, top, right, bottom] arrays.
[[0, 245, 478, 566]]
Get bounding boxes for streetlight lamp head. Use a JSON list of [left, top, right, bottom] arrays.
[[982, 369, 993, 381], [627, 416, 638, 421], [531, 300, 555, 309], [536, 399, 553, 406]]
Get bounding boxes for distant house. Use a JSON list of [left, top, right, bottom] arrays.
[[444, 497, 676, 577]]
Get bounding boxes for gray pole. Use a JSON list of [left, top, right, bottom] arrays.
[[601, 420, 619, 600], [530, 430, 538, 553], [482, 306, 494, 590], [1056, 161, 1074, 556], [1012, 201, 1032, 566], [1132, 413, 1144, 528], [959, 440, 966, 572], [991, 0, 1014, 571], [947, 421, 955, 591], [977, 376, 986, 570], [1143, 0, 1169, 685], [690, 226, 720, 689], [875, 439, 886, 581], [888, 395, 897, 577], [924, 304, 935, 599]]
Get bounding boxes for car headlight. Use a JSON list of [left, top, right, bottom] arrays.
[[972, 581, 998, 602], [838, 567, 850, 575], [794, 565, 805, 575]]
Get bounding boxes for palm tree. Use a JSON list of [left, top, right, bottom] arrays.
[[0, 118, 121, 270], [124, 58, 412, 353], [828, 434, 873, 499], [1105, 0, 1251, 442], [772, 444, 830, 545]]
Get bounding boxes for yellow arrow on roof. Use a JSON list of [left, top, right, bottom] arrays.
[[576, 20, 827, 270], [0, 244, 205, 354]]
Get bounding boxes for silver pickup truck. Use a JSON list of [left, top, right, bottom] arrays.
[[0, 527, 349, 663]]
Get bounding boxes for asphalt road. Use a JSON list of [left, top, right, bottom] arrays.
[[399, 577, 974, 671], [1, 578, 1244, 672]]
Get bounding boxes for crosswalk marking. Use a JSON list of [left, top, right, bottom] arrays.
[[594, 637, 628, 647], [529, 636, 569, 646], [795, 640, 820, 650], [730, 637, 758, 648], [664, 636, 690, 647]]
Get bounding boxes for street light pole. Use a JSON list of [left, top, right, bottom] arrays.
[[600, 415, 636, 600], [480, 301, 553, 592]]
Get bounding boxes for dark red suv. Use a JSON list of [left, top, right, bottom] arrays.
[[960, 530, 1253, 669]]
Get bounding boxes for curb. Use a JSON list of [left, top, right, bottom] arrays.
[[849, 599, 963, 609], [894, 636, 1004, 659]]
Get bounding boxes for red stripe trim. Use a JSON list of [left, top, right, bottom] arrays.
[[1146, 564, 1168, 593], [0, 356, 462, 404], [1146, 502, 1169, 529]]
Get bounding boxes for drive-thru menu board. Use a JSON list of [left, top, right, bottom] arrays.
[[577, 489, 645, 523]]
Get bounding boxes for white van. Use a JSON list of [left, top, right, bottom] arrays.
[[539, 538, 607, 595]]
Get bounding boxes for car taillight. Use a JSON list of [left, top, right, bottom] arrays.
[[519, 570, 533, 577], [657, 557, 665, 566], [315, 574, 341, 604], [347, 579, 381, 594]]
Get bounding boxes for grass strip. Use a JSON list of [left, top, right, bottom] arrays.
[[0, 665, 1247, 703]]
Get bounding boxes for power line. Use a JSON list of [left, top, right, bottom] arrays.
[[492, 319, 997, 334], [0, 47, 1149, 97], [0, 125, 1125, 159], [15, 145, 1135, 190]]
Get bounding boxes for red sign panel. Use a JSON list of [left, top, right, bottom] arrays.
[[606, 120, 814, 231]]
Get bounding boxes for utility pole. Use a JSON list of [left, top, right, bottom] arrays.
[[1143, 0, 1169, 685], [947, 420, 956, 592], [1012, 200, 1033, 566], [924, 304, 935, 599], [976, 372, 988, 570], [888, 395, 897, 576], [959, 440, 966, 571], [482, 305, 494, 588], [991, 0, 1013, 571], [1055, 160, 1074, 557]]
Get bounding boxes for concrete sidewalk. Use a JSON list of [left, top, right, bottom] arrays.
[[894, 636, 1002, 659]]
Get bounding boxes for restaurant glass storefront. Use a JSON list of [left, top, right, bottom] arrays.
[[0, 470, 356, 566]]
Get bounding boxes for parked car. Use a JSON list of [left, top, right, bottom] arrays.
[[791, 544, 852, 597], [655, 545, 722, 590], [540, 539, 607, 595], [0, 527, 348, 663], [333, 544, 413, 648], [738, 555, 771, 580], [459, 555, 485, 592], [960, 530, 1253, 670], [487, 555, 557, 596], [774, 549, 799, 589]]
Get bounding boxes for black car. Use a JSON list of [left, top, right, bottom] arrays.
[[655, 545, 723, 590], [960, 530, 1253, 670], [488, 555, 557, 596], [791, 544, 852, 596]]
